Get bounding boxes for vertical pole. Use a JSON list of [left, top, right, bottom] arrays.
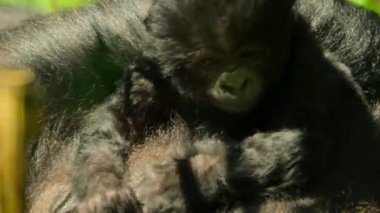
[[0, 69, 34, 213]]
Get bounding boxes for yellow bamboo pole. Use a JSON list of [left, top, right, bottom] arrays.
[[0, 69, 34, 213]]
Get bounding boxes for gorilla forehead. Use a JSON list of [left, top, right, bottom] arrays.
[[146, 0, 295, 53]]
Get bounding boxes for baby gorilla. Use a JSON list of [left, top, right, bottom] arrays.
[[67, 0, 301, 210]]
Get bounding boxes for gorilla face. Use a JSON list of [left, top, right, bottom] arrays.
[[189, 45, 268, 113], [146, 0, 294, 114]]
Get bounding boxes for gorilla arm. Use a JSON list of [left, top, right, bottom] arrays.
[[127, 120, 305, 212], [0, 0, 152, 117]]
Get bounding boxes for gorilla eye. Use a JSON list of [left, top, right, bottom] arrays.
[[178, 62, 189, 70], [239, 50, 255, 59]]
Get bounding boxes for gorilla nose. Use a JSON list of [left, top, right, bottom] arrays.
[[217, 67, 253, 97], [219, 78, 249, 96]]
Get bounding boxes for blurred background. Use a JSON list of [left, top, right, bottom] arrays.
[[0, 0, 91, 12], [354, 0, 380, 13]]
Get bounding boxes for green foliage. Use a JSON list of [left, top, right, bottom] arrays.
[[0, 0, 91, 12], [351, 0, 380, 14]]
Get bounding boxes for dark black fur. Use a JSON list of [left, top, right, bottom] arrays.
[[1, 0, 380, 212], [295, 0, 380, 101]]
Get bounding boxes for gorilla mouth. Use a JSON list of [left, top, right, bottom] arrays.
[[212, 97, 257, 114], [207, 83, 262, 114]]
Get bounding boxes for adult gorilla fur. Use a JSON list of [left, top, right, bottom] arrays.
[[296, 0, 380, 100], [0, 0, 380, 212], [0, 7, 39, 30]]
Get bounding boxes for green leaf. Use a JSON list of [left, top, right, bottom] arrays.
[[351, 0, 380, 15], [0, 0, 90, 12]]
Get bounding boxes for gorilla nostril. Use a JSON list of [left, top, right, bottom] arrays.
[[240, 79, 249, 91], [219, 78, 250, 96]]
